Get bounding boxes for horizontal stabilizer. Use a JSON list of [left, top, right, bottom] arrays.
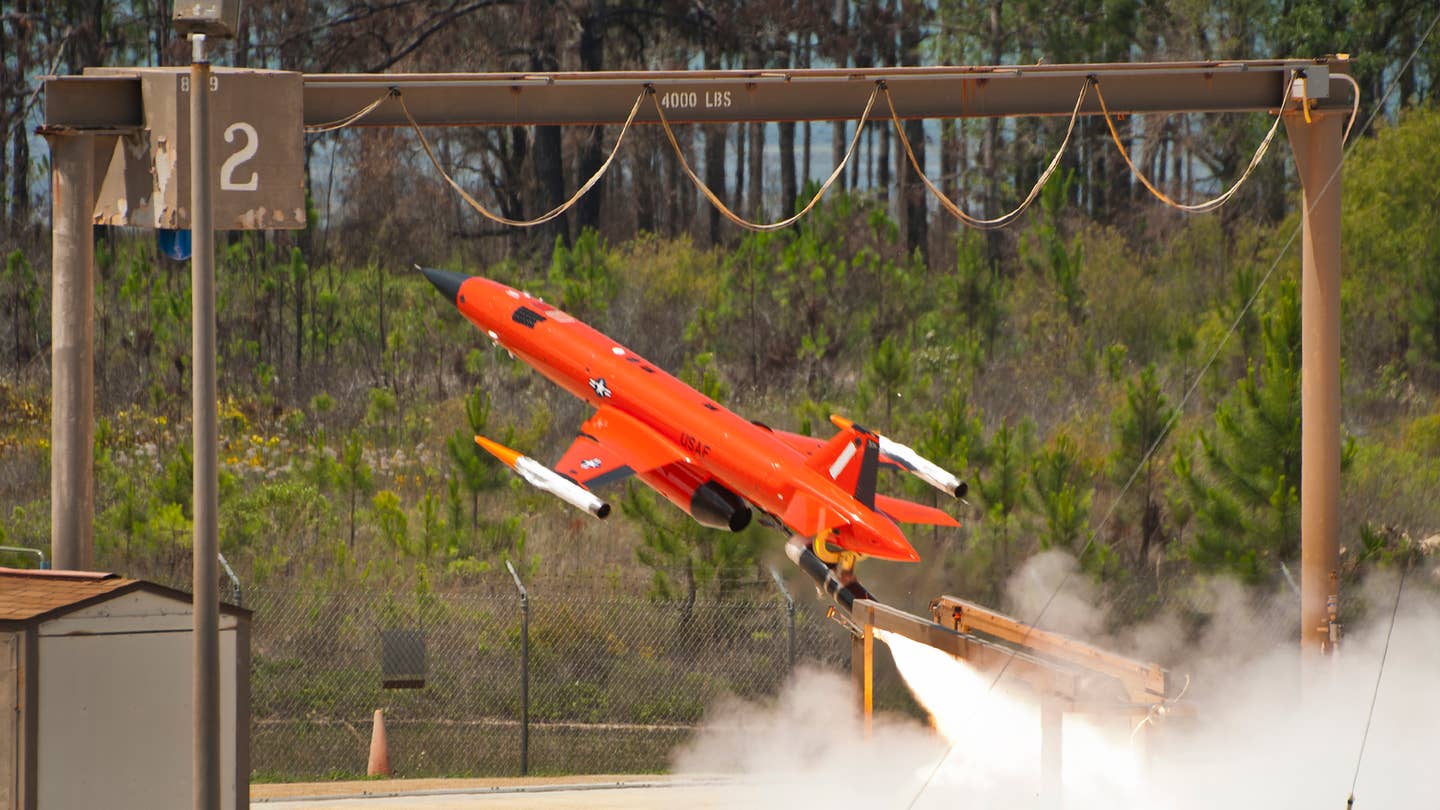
[[874, 494, 960, 527]]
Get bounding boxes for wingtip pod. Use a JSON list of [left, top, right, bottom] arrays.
[[474, 435, 522, 468], [878, 433, 966, 500], [474, 435, 610, 519]]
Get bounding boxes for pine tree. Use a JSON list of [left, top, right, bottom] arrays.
[[1028, 431, 1094, 556], [1110, 364, 1175, 569], [445, 387, 506, 532], [977, 418, 1034, 578], [1175, 281, 1302, 583], [860, 335, 913, 425], [337, 431, 374, 549]]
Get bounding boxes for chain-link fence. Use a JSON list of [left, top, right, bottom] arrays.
[[245, 565, 1335, 781], [248, 577, 867, 779]]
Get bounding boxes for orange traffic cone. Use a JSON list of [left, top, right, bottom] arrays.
[[367, 709, 391, 777]]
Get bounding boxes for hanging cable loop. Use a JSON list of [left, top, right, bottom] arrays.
[[651, 82, 882, 232], [399, 87, 647, 228], [884, 79, 1090, 230], [304, 87, 397, 133], [1333, 72, 1363, 145], [1091, 74, 1299, 214]]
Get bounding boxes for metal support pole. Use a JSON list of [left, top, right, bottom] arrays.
[[506, 561, 530, 776], [1041, 698, 1063, 809], [1284, 108, 1345, 659], [850, 632, 863, 711], [769, 567, 796, 670], [45, 132, 95, 571], [189, 33, 221, 810], [850, 624, 874, 736], [787, 595, 796, 671], [218, 551, 242, 607], [862, 624, 873, 737]]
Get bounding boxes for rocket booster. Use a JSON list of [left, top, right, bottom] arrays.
[[474, 436, 611, 519], [830, 415, 968, 500], [785, 536, 873, 613]]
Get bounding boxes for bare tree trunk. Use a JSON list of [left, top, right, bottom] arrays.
[[65, 0, 105, 74], [10, 110, 29, 227], [780, 120, 797, 217], [702, 124, 726, 242], [6, 0, 32, 228], [532, 124, 566, 246], [939, 121, 955, 204], [747, 122, 765, 218], [803, 122, 812, 190], [1396, 26, 1416, 105], [778, 35, 797, 216], [862, 125, 872, 189], [735, 121, 746, 216], [801, 33, 812, 192], [293, 262, 303, 380], [671, 126, 694, 235], [703, 51, 727, 244], [0, 12, 10, 218], [983, 0, 1004, 267], [636, 138, 656, 233], [576, 1, 607, 234], [900, 2, 926, 255], [832, 0, 850, 190], [530, 43, 567, 248], [875, 3, 893, 207]]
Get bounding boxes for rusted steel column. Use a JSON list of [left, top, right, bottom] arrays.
[[1284, 109, 1345, 657], [45, 132, 95, 571]]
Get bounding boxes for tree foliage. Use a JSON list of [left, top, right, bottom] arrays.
[[1, 3, 1437, 602], [1175, 282, 1303, 582]]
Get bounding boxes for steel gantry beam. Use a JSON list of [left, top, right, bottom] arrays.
[[41, 57, 1354, 662], [43, 59, 1340, 131]]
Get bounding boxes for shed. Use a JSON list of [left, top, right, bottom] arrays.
[[0, 568, 249, 810]]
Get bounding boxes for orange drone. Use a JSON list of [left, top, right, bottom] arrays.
[[425, 268, 965, 607]]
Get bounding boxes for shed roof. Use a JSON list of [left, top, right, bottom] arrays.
[[0, 568, 248, 625]]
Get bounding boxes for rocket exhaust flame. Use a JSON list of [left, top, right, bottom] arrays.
[[876, 629, 1143, 803], [674, 570, 1440, 810]]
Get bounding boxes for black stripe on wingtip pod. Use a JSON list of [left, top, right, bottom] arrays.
[[587, 465, 636, 489]]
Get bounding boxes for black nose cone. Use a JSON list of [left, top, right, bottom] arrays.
[[421, 267, 466, 306]]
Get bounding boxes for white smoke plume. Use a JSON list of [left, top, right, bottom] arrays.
[[674, 553, 1440, 809]]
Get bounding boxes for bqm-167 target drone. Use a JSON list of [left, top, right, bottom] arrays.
[[424, 268, 966, 610]]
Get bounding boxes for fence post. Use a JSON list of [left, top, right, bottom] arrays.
[[218, 550, 242, 607], [770, 568, 796, 670], [505, 561, 530, 776]]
